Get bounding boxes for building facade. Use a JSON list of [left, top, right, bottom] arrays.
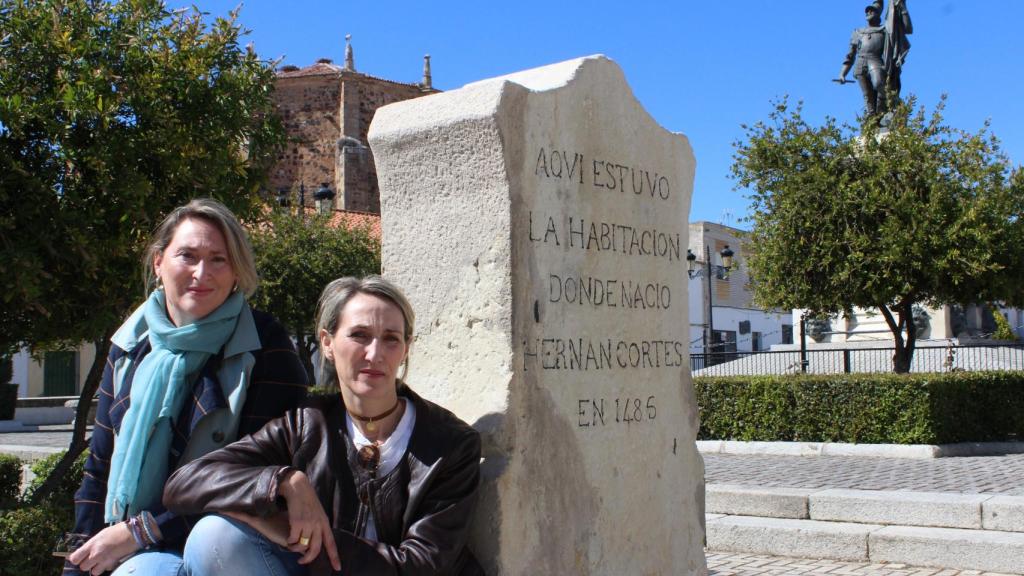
[[687, 221, 793, 357], [268, 42, 436, 214]]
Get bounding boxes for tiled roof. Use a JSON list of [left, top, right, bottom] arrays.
[[326, 209, 381, 240], [276, 61, 344, 78], [251, 205, 381, 241]]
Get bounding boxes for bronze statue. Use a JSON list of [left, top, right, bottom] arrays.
[[836, 0, 913, 120]]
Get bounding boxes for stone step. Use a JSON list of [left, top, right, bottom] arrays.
[[707, 484, 812, 519], [707, 483, 1024, 532], [706, 514, 1024, 573], [706, 514, 879, 562], [810, 488, 990, 529], [871, 525, 1024, 574]]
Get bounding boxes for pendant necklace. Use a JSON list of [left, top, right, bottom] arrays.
[[350, 399, 401, 473], [349, 398, 401, 434]]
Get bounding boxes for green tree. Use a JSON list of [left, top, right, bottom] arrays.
[[991, 306, 1018, 341], [0, 0, 284, 501], [733, 98, 1024, 372], [249, 208, 381, 381]]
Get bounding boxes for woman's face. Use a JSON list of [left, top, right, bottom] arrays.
[[321, 293, 409, 403], [153, 217, 238, 326]]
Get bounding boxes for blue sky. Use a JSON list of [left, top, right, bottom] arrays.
[[188, 1, 1023, 228]]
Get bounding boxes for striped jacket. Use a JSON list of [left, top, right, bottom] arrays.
[[64, 305, 309, 575]]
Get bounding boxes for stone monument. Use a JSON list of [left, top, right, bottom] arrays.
[[368, 55, 706, 575]]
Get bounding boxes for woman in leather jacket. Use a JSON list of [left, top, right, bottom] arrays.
[[163, 276, 484, 576]]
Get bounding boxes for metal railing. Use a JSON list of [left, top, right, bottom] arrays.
[[690, 343, 1024, 376]]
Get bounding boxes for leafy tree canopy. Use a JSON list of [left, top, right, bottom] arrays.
[[0, 0, 284, 500], [249, 209, 381, 382], [0, 0, 284, 354], [732, 97, 1024, 371]]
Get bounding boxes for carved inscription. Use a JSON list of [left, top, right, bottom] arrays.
[[528, 212, 682, 263], [526, 146, 684, 428], [535, 148, 670, 200], [523, 337, 685, 371], [577, 396, 657, 427], [548, 273, 671, 310]]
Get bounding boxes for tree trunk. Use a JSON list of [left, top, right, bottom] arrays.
[[29, 331, 112, 504], [879, 301, 917, 374]]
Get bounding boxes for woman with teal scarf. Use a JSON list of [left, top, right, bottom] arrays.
[[65, 199, 310, 576]]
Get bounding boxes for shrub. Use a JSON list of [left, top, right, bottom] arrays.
[[695, 371, 1024, 444], [307, 385, 338, 398], [22, 450, 88, 510], [0, 503, 68, 576], [993, 310, 1018, 341], [0, 455, 20, 510], [0, 449, 88, 576]]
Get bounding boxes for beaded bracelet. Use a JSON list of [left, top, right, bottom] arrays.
[[125, 516, 147, 550], [139, 511, 158, 547]]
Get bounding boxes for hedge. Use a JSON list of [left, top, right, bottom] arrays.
[[21, 451, 88, 510], [0, 450, 87, 576], [694, 371, 1024, 444], [0, 503, 67, 576], [0, 455, 20, 510]]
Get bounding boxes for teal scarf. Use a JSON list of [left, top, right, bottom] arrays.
[[104, 289, 244, 523]]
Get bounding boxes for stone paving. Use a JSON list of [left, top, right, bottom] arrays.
[[0, 427, 77, 450], [706, 552, 1018, 576], [704, 453, 1024, 495]]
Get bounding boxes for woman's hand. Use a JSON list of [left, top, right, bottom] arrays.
[[67, 522, 138, 575], [279, 470, 341, 571]]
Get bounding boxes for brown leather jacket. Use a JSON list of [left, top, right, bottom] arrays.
[[163, 386, 484, 576]]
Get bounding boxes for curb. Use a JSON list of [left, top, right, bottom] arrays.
[[697, 440, 1024, 459]]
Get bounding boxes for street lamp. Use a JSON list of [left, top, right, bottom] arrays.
[[314, 182, 335, 214], [687, 244, 736, 364]]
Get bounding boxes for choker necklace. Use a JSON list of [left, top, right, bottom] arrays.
[[348, 398, 401, 433]]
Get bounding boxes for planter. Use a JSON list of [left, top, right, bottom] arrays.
[[0, 384, 17, 421]]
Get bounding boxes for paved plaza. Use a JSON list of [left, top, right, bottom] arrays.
[[0, 427, 76, 450], [704, 453, 1024, 496], [708, 552, 1018, 576]]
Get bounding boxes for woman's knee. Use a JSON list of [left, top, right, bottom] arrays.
[[182, 515, 256, 574], [111, 550, 183, 576]]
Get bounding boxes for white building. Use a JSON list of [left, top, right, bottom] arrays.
[[792, 303, 1024, 347], [687, 222, 792, 358], [11, 345, 96, 398]]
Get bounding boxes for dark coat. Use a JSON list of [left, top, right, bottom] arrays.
[[64, 306, 309, 575], [163, 386, 484, 576]]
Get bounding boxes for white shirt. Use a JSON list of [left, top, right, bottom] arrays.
[[344, 398, 417, 540]]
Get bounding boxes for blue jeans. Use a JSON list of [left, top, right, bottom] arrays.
[[182, 514, 307, 576], [111, 550, 183, 576]]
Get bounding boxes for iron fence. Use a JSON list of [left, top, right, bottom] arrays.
[[690, 343, 1024, 376]]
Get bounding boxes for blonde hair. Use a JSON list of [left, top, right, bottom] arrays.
[[143, 198, 258, 297], [315, 275, 415, 387]]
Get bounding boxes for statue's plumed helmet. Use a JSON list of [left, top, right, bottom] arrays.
[[864, 4, 880, 14]]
